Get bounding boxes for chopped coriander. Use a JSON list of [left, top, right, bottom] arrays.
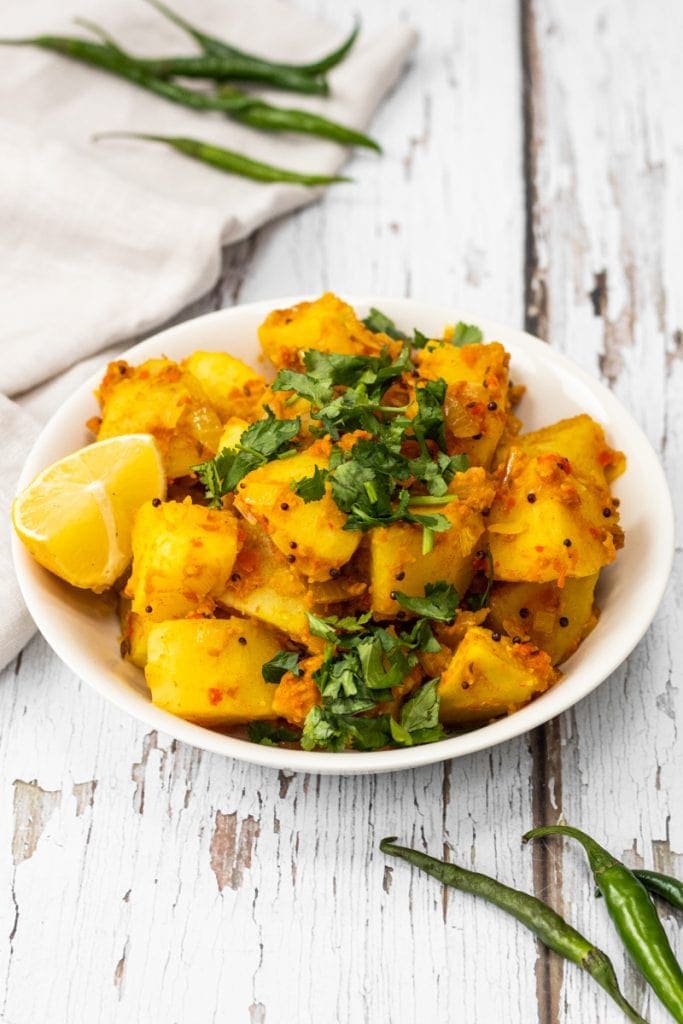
[[261, 650, 301, 684], [362, 307, 410, 341], [393, 581, 459, 621], [291, 465, 328, 502], [451, 321, 484, 347], [412, 328, 431, 349], [248, 721, 301, 746], [193, 407, 300, 506]]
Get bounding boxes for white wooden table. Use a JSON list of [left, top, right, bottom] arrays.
[[1, 2, 681, 1021]]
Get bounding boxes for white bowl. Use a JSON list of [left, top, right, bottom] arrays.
[[12, 297, 675, 775]]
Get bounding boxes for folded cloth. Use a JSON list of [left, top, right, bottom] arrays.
[[0, 0, 416, 670]]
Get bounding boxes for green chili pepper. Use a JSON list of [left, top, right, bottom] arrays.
[[635, 870, 683, 912], [0, 35, 378, 149], [145, 0, 359, 78], [3, 17, 374, 148], [138, 54, 328, 96], [94, 132, 350, 186], [524, 826, 683, 1023], [215, 87, 380, 151], [380, 838, 648, 1024]]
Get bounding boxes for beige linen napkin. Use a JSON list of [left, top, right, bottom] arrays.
[[0, 0, 416, 668]]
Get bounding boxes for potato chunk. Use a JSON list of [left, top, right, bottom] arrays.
[[181, 351, 265, 422], [272, 655, 323, 726], [92, 358, 223, 478], [486, 574, 599, 665], [234, 441, 361, 581], [146, 618, 281, 726], [488, 450, 623, 583], [125, 499, 240, 660], [218, 521, 314, 645], [258, 292, 401, 369], [500, 415, 625, 486], [438, 626, 557, 724], [416, 341, 509, 393], [369, 495, 485, 618]]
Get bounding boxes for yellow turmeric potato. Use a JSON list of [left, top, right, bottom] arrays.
[[443, 381, 509, 468], [181, 350, 265, 422], [119, 600, 153, 668], [217, 416, 250, 453], [486, 574, 599, 665], [499, 414, 626, 486], [258, 292, 401, 369], [234, 440, 361, 581], [146, 618, 281, 726], [488, 450, 623, 583], [124, 499, 240, 660], [218, 520, 314, 645], [369, 497, 485, 618], [272, 655, 323, 726], [92, 358, 223, 479], [438, 626, 558, 725], [416, 341, 509, 394]]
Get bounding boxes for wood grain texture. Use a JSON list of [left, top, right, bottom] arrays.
[[0, 2, 680, 1022]]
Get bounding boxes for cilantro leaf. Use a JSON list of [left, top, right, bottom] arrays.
[[414, 378, 448, 448], [393, 581, 459, 621], [399, 618, 441, 653], [306, 612, 339, 643], [291, 465, 328, 503], [248, 721, 301, 746], [451, 321, 484, 347], [362, 307, 409, 341], [412, 328, 431, 349], [400, 678, 443, 736], [301, 707, 350, 752], [261, 650, 301, 684], [271, 368, 333, 407], [193, 408, 300, 506]]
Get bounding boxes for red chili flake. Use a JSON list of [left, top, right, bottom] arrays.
[[208, 688, 223, 706]]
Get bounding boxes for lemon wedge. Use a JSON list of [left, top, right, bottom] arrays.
[[12, 434, 166, 592]]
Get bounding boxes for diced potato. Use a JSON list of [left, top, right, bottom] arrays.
[[258, 292, 401, 369], [92, 358, 223, 478], [146, 618, 281, 726], [488, 450, 623, 583], [369, 497, 485, 618], [499, 414, 626, 486], [218, 520, 314, 645], [438, 626, 558, 724], [234, 440, 361, 581], [217, 416, 249, 453], [272, 655, 323, 726], [416, 341, 509, 395], [124, 499, 240, 661], [486, 574, 599, 665], [181, 351, 265, 422], [119, 599, 153, 668], [443, 382, 509, 468]]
